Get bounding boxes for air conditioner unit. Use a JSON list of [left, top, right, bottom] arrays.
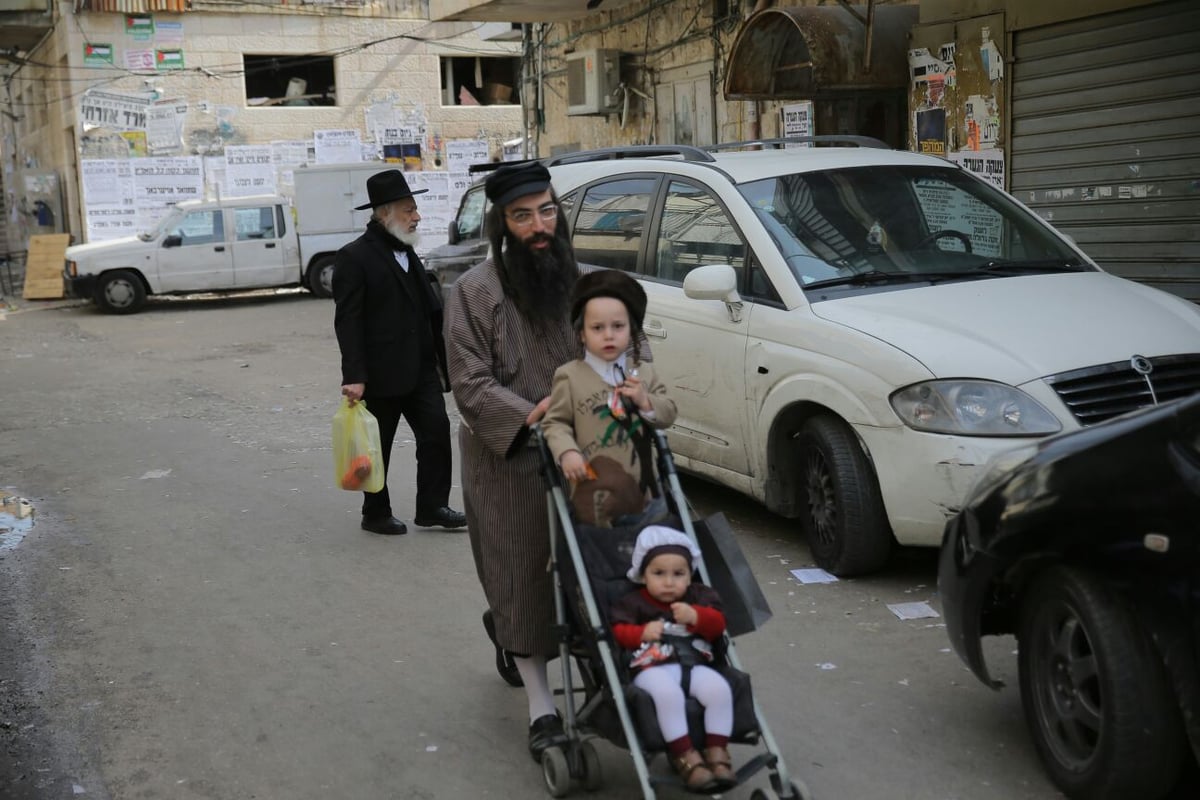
[[566, 49, 621, 116]]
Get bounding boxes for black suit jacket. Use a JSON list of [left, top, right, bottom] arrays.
[[332, 223, 449, 397]]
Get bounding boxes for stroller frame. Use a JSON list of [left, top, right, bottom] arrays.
[[532, 423, 810, 799]]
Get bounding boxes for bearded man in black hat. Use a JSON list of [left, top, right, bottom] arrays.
[[332, 169, 466, 535]]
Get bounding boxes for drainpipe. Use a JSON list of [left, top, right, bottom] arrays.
[[864, 0, 875, 72], [536, 22, 545, 158]]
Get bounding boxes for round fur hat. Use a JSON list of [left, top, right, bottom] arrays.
[[570, 269, 648, 330]]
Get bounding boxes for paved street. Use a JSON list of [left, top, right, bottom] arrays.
[[1, 292, 1066, 800]]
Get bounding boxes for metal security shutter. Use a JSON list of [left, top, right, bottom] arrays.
[[1010, 0, 1200, 302]]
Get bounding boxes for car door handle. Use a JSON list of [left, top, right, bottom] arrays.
[[214, 246, 225, 252], [645, 321, 667, 339], [265, 242, 276, 248]]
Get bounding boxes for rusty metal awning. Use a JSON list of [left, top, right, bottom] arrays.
[[724, 3, 918, 100]]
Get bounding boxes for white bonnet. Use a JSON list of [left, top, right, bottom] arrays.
[[626, 525, 703, 583]]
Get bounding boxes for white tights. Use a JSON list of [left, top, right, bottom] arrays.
[[514, 655, 558, 722], [632, 663, 733, 744]]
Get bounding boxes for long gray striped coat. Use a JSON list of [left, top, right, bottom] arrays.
[[445, 259, 580, 656]]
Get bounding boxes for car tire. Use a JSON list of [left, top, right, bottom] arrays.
[[307, 256, 335, 299], [94, 270, 146, 314], [795, 414, 891, 576], [1018, 565, 1185, 800]]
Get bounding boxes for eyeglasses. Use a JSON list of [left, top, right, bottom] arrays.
[[506, 204, 559, 228]]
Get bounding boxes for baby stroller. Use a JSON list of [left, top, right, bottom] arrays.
[[531, 423, 811, 800]]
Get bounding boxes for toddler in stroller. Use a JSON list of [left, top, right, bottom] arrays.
[[532, 421, 809, 799], [612, 525, 736, 792]]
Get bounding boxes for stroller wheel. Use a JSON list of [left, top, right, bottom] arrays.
[[579, 739, 603, 792], [542, 745, 571, 798], [751, 780, 811, 800]]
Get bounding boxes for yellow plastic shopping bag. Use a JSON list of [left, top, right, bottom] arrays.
[[332, 398, 385, 493]]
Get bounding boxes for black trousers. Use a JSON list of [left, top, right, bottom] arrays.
[[361, 367, 452, 520]]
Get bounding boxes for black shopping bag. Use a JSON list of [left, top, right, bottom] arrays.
[[692, 513, 772, 637]]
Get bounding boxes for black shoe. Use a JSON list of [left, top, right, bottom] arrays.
[[361, 516, 408, 535], [482, 610, 524, 687], [414, 506, 467, 529], [527, 714, 567, 762]]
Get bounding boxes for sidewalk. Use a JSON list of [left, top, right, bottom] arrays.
[[0, 256, 87, 317]]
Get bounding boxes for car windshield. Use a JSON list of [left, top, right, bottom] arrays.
[[738, 165, 1091, 292]]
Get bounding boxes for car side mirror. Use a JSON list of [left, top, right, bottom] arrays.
[[684, 264, 740, 304], [163, 234, 182, 248], [447, 220, 460, 245]]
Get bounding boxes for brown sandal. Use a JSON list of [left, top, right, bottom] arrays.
[[704, 745, 736, 787], [673, 749, 717, 792]]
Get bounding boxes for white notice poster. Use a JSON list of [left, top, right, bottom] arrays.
[[224, 144, 277, 196], [146, 100, 187, 155], [81, 159, 139, 242], [314, 129, 363, 164], [131, 156, 204, 226], [781, 102, 815, 147], [445, 139, 490, 171]]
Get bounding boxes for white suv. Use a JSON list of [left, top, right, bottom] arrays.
[[546, 139, 1200, 575]]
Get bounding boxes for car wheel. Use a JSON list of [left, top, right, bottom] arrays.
[[1018, 566, 1185, 800], [94, 270, 146, 314], [307, 256, 335, 298], [795, 414, 891, 576]]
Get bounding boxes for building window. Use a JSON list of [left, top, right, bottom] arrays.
[[244, 54, 336, 107], [440, 56, 520, 106]]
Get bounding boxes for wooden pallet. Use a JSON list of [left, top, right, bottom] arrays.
[[22, 233, 70, 300]]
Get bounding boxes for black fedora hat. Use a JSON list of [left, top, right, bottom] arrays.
[[354, 169, 428, 210]]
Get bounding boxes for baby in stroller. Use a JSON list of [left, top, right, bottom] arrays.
[[612, 525, 736, 793], [542, 268, 677, 528]]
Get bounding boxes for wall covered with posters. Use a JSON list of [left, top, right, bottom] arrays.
[[908, 13, 1006, 191], [911, 0, 1198, 302], [2, 6, 523, 253]]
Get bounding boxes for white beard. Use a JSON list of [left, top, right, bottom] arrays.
[[385, 220, 420, 248]]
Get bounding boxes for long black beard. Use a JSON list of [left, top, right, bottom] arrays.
[[497, 230, 578, 326]]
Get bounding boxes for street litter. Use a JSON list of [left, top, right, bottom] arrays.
[[139, 469, 172, 480], [1, 496, 35, 552], [791, 567, 838, 584], [816, 662, 837, 670], [886, 601, 940, 620]]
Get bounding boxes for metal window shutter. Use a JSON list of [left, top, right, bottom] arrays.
[[1010, 0, 1200, 302]]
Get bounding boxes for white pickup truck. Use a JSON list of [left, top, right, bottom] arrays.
[[63, 162, 389, 314]]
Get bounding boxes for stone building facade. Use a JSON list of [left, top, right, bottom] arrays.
[[1, 0, 523, 249]]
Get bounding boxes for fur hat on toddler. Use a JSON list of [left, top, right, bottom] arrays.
[[627, 525, 703, 583], [570, 269, 648, 332]]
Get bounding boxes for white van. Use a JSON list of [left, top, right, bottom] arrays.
[[63, 162, 394, 314], [65, 194, 310, 314]]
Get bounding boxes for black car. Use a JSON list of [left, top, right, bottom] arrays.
[[939, 393, 1200, 800]]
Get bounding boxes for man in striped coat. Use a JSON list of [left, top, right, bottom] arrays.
[[445, 161, 582, 761]]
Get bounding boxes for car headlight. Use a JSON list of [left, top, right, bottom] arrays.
[[890, 380, 1062, 436]]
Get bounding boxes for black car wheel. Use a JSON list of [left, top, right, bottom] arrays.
[[795, 415, 891, 576], [1018, 566, 1185, 800], [94, 270, 146, 314], [307, 255, 335, 298]]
